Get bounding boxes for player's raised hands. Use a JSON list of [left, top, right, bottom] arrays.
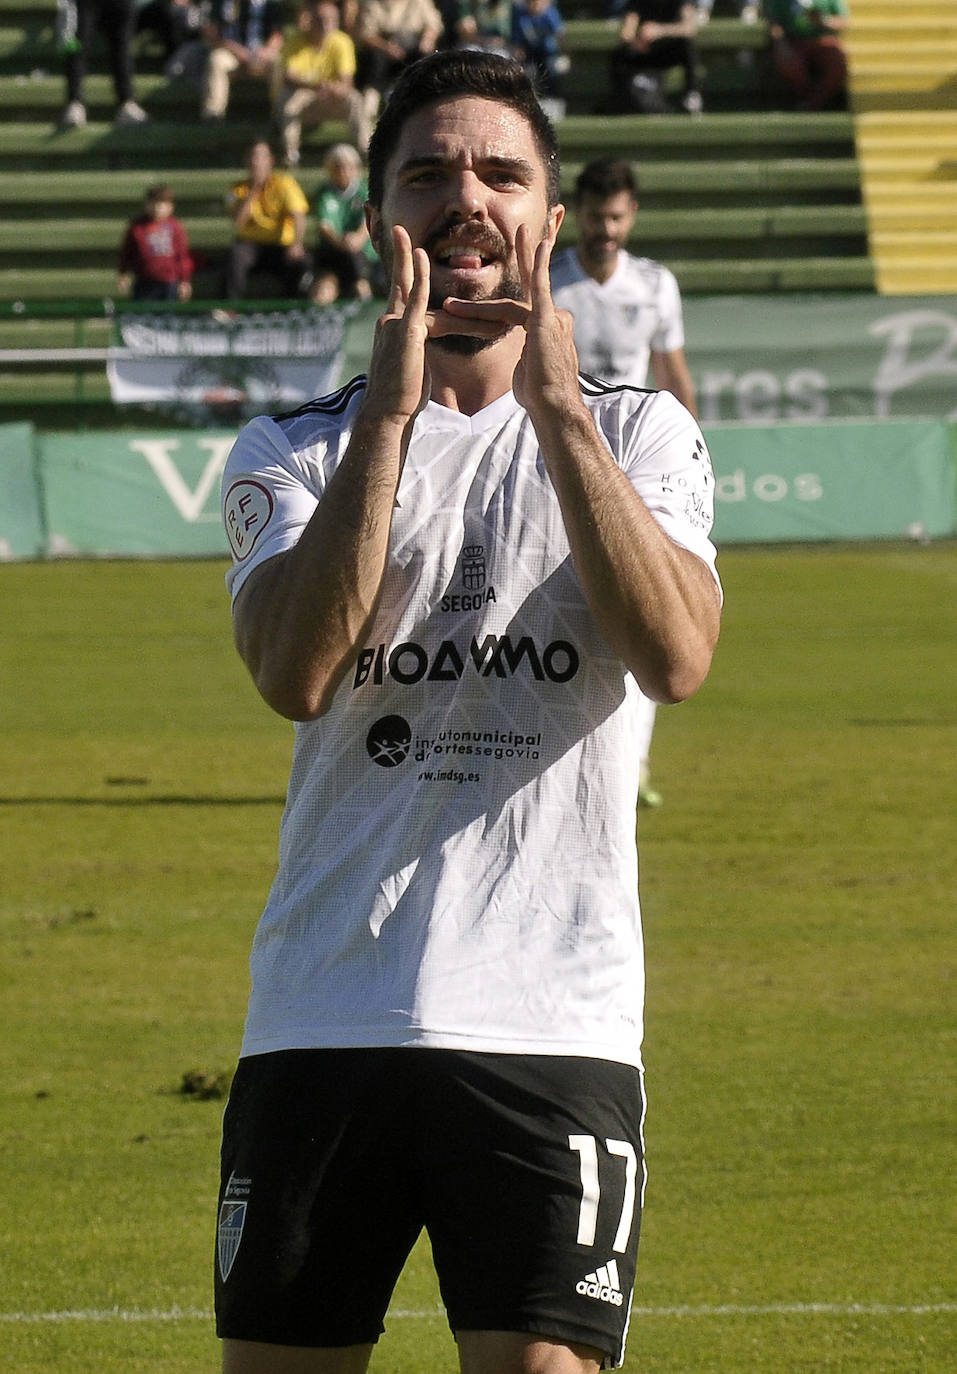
[[511, 224, 582, 417], [361, 226, 432, 428]]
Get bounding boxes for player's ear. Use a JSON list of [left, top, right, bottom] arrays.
[[365, 204, 382, 254], [547, 202, 565, 245]]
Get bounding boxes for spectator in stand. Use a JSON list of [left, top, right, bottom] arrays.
[[309, 142, 379, 303], [609, 1, 702, 114], [117, 183, 194, 301], [510, 0, 568, 103], [224, 140, 314, 299], [551, 157, 697, 808], [443, 0, 513, 57], [136, 0, 204, 69], [200, 0, 287, 121], [276, 0, 371, 166], [354, 0, 444, 115], [694, 0, 760, 22], [57, 0, 149, 127], [766, 0, 849, 110]]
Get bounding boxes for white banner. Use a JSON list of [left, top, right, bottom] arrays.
[[107, 307, 355, 412]]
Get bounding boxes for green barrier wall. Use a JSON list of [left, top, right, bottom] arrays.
[[683, 294, 957, 424], [1, 419, 955, 561], [707, 419, 956, 545], [39, 432, 238, 558], [341, 294, 957, 424], [0, 423, 44, 560]]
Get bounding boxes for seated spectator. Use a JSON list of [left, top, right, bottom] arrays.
[[608, 1, 702, 115], [445, 0, 514, 56], [309, 142, 380, 303], [223, 140, 314, 300], [117, 183, 193, 301], [510, 0, 568, 102], [136, 0, 204, 67], [58, 0, 149, 127], [694, 0, 760, 21], [354, 0, 443, 111], [200, 0, 286, 121], [766, 0, 849, 110], [276, 0, 371, 166]]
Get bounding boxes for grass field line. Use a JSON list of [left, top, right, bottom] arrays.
[[2, 1302, 955, 1325]]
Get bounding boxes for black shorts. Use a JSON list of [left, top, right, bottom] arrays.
[[215, 1047, 646, 1367]]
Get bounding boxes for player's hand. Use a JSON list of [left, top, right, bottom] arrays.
[[361, 225, 431, 428], [510, 224, 582, 417]]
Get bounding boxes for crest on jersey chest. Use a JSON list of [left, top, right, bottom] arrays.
[[462, 544, 486, 591]]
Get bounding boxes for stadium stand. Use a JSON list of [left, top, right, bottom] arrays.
[[0, 0, 885, 419], [0, 0, 873, 300], [846, 0, 957, 293]]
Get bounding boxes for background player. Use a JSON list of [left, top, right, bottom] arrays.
[[551, 156, 698, 808]]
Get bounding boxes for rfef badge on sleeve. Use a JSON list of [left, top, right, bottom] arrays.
[[224, 479, 274, 560]]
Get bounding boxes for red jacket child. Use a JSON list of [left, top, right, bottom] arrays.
[[117, 184, 193, 301]]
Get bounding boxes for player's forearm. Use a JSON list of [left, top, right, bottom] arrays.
[[531, 403, 720, 702], [234, 417, 407, 721]]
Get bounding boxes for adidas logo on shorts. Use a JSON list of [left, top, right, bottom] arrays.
[[576, 1259, 624, 1306]]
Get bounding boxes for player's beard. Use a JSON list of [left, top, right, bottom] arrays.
[[429, 256, 525, 355], [580, 234, 619, 276], [382, 220, 527, 356]]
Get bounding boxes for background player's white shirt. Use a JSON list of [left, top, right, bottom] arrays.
[[550, 248, 685, 389], [222, 378, 719, 1069]]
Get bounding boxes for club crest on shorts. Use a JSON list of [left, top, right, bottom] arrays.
[[217, 1198, 248, 1281], [219, 1171, 252, 1279]]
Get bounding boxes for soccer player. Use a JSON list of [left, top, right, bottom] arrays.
[[217, 49, 721, 1374], [551, 156, 699, 808]]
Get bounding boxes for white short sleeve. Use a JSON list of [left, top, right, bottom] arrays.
[[221, 415, 321, 602]]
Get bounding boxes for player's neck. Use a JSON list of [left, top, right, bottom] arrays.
[[427, 331, 524, 416]]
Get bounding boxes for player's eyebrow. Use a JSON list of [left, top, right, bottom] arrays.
[[397, 154, 537, 183]]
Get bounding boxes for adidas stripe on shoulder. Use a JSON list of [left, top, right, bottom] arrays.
[[578, 372, 657, 403], [272, 374, 367, 424]]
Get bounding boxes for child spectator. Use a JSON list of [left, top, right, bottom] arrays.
[[309, 142, 379, 304], [117, 184, 193, 301]]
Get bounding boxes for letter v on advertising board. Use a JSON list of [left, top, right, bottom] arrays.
[[129, 437, 236, 523]]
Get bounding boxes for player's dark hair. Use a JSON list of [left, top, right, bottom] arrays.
[[366, 50, 561, 209], [574, 157, 639, 203]]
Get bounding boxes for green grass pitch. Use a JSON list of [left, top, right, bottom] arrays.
[[1, 546, 954, 1372]]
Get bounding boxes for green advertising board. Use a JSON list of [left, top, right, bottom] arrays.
[[1, 419, 954, 560], [706, 419, 956, 545], [682, 294, 957, 425], [0, 423, 44, 560], [338, 294, 957, 425], [39, 431, 238, 558]]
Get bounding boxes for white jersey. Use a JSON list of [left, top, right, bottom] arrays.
[[550, 248, 685, 389], [221, 377, 718, 1069]]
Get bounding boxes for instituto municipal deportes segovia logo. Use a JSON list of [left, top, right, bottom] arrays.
[[366, 715, 412, 767]]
